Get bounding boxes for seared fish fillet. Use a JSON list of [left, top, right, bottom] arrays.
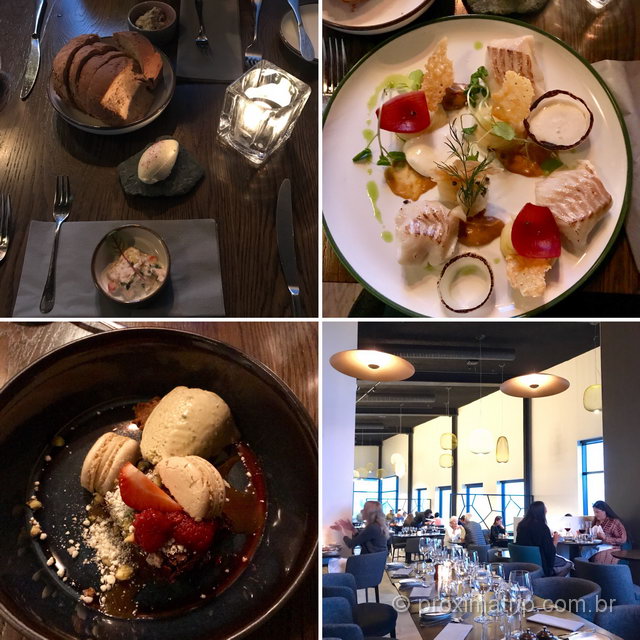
[[486, 35, 544, 96], [395, 201, 459, 267], [535, 161, 612, 252]]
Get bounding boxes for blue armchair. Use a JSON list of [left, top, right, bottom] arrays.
[[574, 558, 640, 606], [533, 577, 601, 622], [346, 550, 388, 603], [595, 604, 640, 640]]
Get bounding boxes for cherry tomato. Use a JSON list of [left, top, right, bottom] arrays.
[[512, 203, 561, 259], [376, 91, 431, 134]]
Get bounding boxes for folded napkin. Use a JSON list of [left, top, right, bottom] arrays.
[[527, 613, 584, 632], [13, 220, 225, 317], [176, 0, 242, 82], [434, 623, 473, 639], [592, 60, 640, 270], [409, 585, 434, 600], [390, 567, 413, 578]]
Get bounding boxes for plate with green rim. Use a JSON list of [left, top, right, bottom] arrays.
[[323, 15, 632, 317]]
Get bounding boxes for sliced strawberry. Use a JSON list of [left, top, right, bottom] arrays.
[[118, 462, 181, 512], [133, 508, 174, 553], [169, 511, 216, 553]]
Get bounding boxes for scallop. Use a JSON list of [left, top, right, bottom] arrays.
[[138, 139, 180, 184]]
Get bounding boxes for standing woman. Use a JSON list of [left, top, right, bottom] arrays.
[[333, 500, 390, 554], [591, 500, 627, 564]]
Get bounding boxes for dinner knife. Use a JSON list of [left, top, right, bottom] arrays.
[[276, 178, 303, 317], [287, 0, 315, 62], [20, 0, 47, 100]]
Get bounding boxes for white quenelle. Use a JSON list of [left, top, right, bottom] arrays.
[[156, 455, 226, 521], [137, 138, 179, 184], [140, 386, 239, 465]]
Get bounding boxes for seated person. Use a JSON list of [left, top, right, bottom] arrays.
[[403, 512, 415, 527], [433, 512, 443, 526], [462, 513, 486, 547], [333, 500, 390, 554], [490, 516, 507, 544], [444, 516, 465, 548], [590, 500, 628, 564], [516, 501, 571, 576]]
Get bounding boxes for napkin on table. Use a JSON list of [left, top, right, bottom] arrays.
[[592, 60, 640, 271], [409, 585, 434, 600], [527, 613, 584, 632], [434, 623, 473, 639], [176, 0, 242, 82], [390, 567, 413, 578], [13, 219, 225, 317]]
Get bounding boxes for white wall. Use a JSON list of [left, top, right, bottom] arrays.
[[381, 434, 409, 507], [354, 445, 379, 476], [531, 347, 603, 523], [322, 322, 358, 546]]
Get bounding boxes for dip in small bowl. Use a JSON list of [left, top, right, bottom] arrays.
[[128, 1, 177, 46]]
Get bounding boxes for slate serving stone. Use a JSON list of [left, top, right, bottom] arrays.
[[119, 136, 204, 197]]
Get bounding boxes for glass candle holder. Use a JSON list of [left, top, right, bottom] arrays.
[[218, 60, 311, 166]]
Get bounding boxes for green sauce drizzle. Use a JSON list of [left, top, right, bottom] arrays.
[[366, 181, 382, 224], [381, 231, 393, 243]]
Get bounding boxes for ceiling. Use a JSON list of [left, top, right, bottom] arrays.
[[354, 322, 600, 446]]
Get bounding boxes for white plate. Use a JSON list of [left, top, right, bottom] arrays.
[[323, 16, 631, 317], [323, 0, 435, 35], [47, 45, 175, 136], [280, 4, 319, 62]]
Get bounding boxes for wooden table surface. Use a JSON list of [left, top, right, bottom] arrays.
[[0, 0, 318, 318], [612, 549, 640, 561], [323, 0, 640, 315], [0, 321, 318, 640]]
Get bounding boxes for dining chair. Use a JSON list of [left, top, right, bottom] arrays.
[[595, 604, 640, 640], [404, 537, 423, 562], [532, 576, 601, 622], [346, 551, 388, 603], [496, 562, 544, 581], [467, 543, 490, 563], [574, 557, 640, 606], [508, 542, 544, 566], [390, 535, 406, 561]]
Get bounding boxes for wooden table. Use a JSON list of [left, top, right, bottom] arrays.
[[557, 540, 602, 561], [0, 0, 318, 317], [0, 321, 318, 640], [323, 0, 640, 316], [612, 549, 640, 561], [387, 569, 622, 639]]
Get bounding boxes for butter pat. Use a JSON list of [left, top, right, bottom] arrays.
[[138, 139, 179, 184]]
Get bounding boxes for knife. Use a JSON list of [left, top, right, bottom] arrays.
[[287, 0, 315, 62], [20, 0, 47, 100], [276, 178, 303, 317]]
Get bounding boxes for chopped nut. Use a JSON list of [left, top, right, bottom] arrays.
[[92, 494, 104, 505], [80, 595, 94, 604], [101, 557, 113, 567], [104, 574, 116, 585], [27, 499, 43, 510], [115, 565, 134, 581], [46, 557, 55, 566], [39, 533, 48, 540], [83, 587, 96, 597], [30, 524, 42, 537], [124, 533, 135, 544], [52, 436, 65, 447]]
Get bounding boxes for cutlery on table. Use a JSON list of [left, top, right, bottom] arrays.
[[194, 0, 208, 48], [40, 176, 72, 314], [21, 0, 47, 100], [275, 178, 302, 317], [244, 0, 263, 69], [287, 0, 314, 62], [322, 36, 347, 107], [0, 194, 11, 264]]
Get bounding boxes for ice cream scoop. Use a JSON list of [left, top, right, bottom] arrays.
[[140, 386, 239, 465], [81, 432, 141, 495], [155, 455, 226, 521]]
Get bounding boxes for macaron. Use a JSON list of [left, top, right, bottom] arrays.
[[155, 455, 226, 521], [81, 432, 141, 495]]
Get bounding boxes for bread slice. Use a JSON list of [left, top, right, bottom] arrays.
[[85, 57, 154, 125], [74, 50, 127, 113], [113, 31, 163, 88], [52, 33, 100, 102], [67, 42, 117, 107]]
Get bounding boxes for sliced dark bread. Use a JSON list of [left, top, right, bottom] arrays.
[[112, 31, 163, 88], [73, 50, 127, 113], [67, 42, 117, 108], [52, 33, 99, 102]]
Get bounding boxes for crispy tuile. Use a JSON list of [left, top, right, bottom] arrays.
[[421, 38, 454, 110]]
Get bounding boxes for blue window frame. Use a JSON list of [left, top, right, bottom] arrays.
[[380, 475, 399, 513], [500, 480, 526, 532], [438, 486, 452, 522], [352, 478, 380, 519], [581, 438, 604, 514], [416, 487, 427, 512]]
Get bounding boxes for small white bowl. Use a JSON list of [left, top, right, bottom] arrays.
[[128, 1, 177, 46], [91, 225, 171, 304]]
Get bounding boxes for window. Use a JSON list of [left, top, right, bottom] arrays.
[[465, 483, 484, 519], [500, 480, 526, 532], [438, 486, 452, 522], [380, 475, 399, 513], [352, 477, 379, 518], [416, 487, 428, 512], [581, 438, 604, 514]]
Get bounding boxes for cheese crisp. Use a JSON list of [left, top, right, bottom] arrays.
[[492, 70, 534, 134], [421, 38, 454, 109]]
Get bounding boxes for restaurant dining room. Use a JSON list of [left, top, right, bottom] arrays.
[[322, 321, 640, 640]]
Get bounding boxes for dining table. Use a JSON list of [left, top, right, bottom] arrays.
[[323, 0, 640, 317], [557, 539, 602, 561], [0, 0, 318, 318], [387, 565, 623, 640], [0, 321, 318, 640]]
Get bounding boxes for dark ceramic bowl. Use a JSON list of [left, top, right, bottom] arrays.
[[128, 1, 177, 46], [0, 328, 317, 640]]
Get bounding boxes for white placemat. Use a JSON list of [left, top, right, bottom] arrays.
[[409, 585, 434, 600], [434, 623, 473, 639], [390, 567, 413, 578], [527, 613, 584, 632], [13, 220, 225, 317]]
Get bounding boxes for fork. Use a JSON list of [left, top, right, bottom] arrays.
[[0, 194, 10, 264], [323, 36, 347, 108], [39, 176, 72, 314], [194, 0, 208, 48], [244, 0, 263, 69]]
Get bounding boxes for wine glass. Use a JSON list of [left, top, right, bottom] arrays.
[[509, 570, 533, 634], [474, 567, 492, 623], [499, 585, 521, 639], [468, 549, 479, 566], [487, 563, 505, 617]]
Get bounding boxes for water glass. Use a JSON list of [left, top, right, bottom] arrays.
[[488, 564, 505, 617], [474, 567, 492, 623], [218, 61, 311, 166], [509, 571, 533, 634]]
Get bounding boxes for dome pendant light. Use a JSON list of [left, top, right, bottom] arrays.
[[330, 349, 415, 381]]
